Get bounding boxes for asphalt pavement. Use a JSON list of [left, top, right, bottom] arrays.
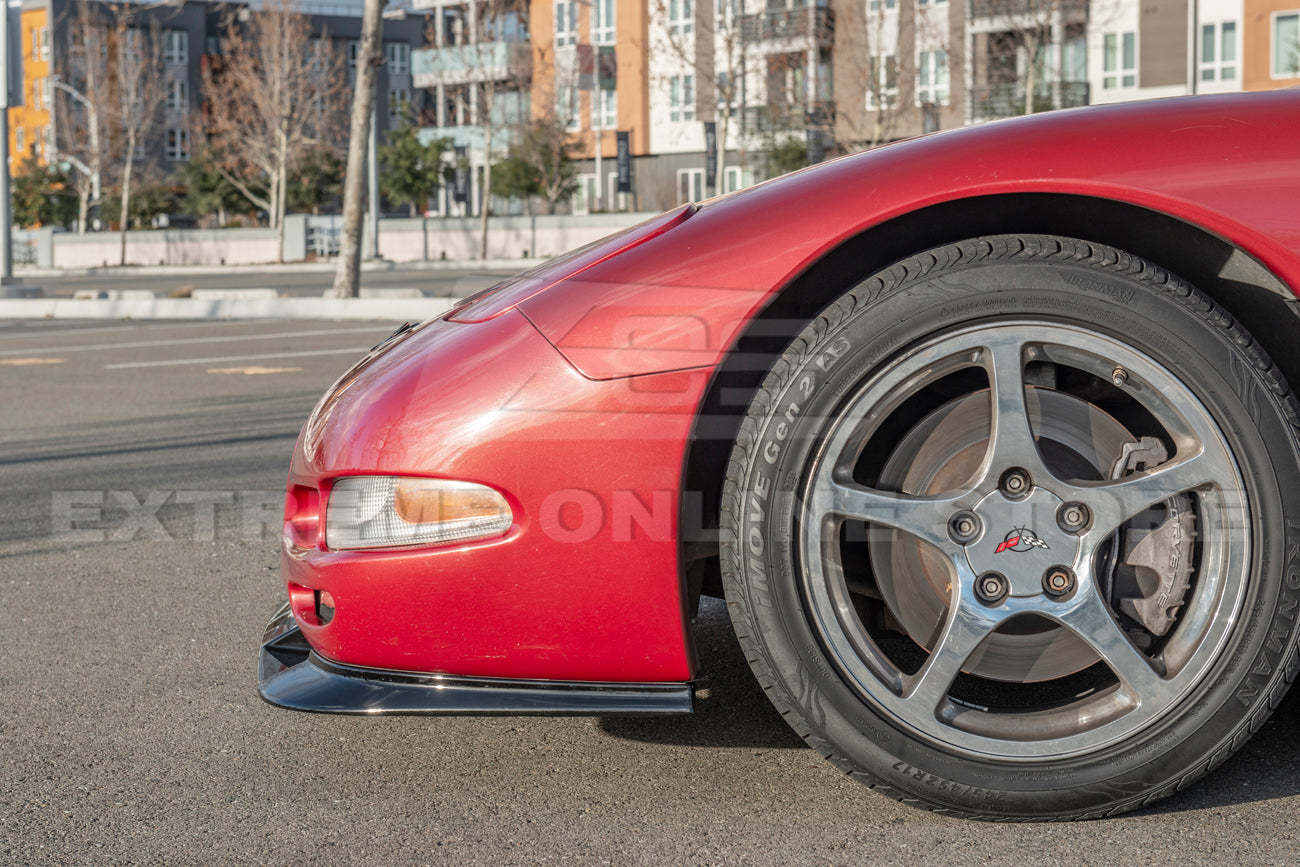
[[4, 319, 1300, 864]]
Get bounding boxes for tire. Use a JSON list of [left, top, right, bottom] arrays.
[[720, 235, 1300, 820]]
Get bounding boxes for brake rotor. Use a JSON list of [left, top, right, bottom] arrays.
[[869, 387, 1134, 683]]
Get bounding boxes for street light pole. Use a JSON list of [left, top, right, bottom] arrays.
[[50, 76, 101, 215], [0, 0, 13, 283]]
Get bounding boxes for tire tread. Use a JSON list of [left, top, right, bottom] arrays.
[[719, 234, 1300, 821]]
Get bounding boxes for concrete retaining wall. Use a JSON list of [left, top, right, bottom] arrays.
[[35, 212, 651, 269]]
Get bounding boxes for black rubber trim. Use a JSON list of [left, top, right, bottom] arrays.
[[257, 603, 694, 716]]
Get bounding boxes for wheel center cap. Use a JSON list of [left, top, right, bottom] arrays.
[[966, 485, 1078, 596]]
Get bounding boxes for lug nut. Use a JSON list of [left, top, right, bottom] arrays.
[[975, 572, 1010, 605], [999, 468, 1032, 499], [1042, 566, 1075, 597], [948, 510, 982, 545], [1057, 502, 1090, 534], [1112, 367, 1129, 388]]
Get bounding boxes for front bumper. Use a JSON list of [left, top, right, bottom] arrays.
[[257, 602, 695, 715]]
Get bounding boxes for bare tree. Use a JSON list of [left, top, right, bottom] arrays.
[[52, 0, 109, 234], [54, 0, 166, 252], [971, 0, 1086, 118], [832, 0, 953, 151], [330, 0, 385, 298], [107, 8, 167, 265], [650, 0, 747, 194], [463, 0, 529, 258], [205, 0, 346, 263]]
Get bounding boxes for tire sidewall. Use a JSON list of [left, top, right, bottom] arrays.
[[724, 243, 1300, 818]]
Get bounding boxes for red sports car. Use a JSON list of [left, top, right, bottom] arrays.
[[260, 91, 1300, 820]]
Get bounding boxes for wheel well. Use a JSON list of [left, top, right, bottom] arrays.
[[681, 192, 1300, 604]]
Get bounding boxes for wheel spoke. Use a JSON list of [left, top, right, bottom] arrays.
[[902, 592, 1000, 711], [1060, 591, 1167, 706], [814, 478, 963, 552], [1079, 449, 1222, 540], [981, 338, 1051, 484]]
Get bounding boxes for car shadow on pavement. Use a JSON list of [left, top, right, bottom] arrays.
[[599, 596, 809, 751], [604, 598, 1300, 814]]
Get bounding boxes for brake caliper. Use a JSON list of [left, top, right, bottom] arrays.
[[1109, 437, 1197, 638]]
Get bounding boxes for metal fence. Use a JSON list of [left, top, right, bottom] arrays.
[[306, 215, 342, 258], [968, 81, 1090, 123]]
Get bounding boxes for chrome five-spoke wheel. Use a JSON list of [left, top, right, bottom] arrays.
[[722, 236, 1300, 819]]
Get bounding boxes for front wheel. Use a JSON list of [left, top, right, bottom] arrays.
[[721, 236, 1300, 819]]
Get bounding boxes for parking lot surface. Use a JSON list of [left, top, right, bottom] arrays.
[[4, 319, 1300, 864]]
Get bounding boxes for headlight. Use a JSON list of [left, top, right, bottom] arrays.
[[325, 476, 513, 550]]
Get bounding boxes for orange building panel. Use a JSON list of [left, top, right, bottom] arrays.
[[8, 6, 51, 167], [1243, 0, 1300, 90]]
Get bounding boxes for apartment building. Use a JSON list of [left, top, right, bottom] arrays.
[[1243, 0, 1299, 89], [8, 0, 426, 173]]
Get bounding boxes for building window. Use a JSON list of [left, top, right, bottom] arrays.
[[164, 30, 187, 66], [40, 26, 49, 61], [388, 86, 411, 125], [15, 126, 24, 154], [30, 26, 39, 62], [670, 73, 694, 122], [593, 0, 615, 45], [724, 165, 752, 193], [309, 38, 328, 71], [867, 54, 897, 107], [166, 128, 191, 161], [592, 87, 616, 128], [386, 43, 410, 76], [348, 41, 360, 69], [677, 167, 704, 204], [31, 77, 41, 111], [1062, 36, 1086, 82], [555, 1, 577, 47], [1200, 21, 1237, 81], [917, 49, 948, 105], [1103, 31, 1136, 89], [557, 84, 580, 131], [669, 0, 693, 38], [1273, 12, 1299, 78], [166, 78, 188, 112], [868, 0, 897, 13]]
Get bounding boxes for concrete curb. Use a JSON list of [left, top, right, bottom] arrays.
[[0, 296, 463, 321], [13, 258, 542, 280]]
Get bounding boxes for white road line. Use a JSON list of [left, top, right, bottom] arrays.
[[0, 326, 390, 357], [0, 319, 262, 339], [0, 324, 142, 339], [105, 347, 372, 369]]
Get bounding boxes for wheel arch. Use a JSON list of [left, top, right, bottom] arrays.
[[680, 191, 1300, 604]]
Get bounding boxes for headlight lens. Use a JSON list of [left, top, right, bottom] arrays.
[[325, 476, 513, 550]]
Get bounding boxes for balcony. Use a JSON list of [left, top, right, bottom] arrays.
[[741, 100, 836, 134], [412, 41, 531, 88], [739, 8, 834, 47], [417, 123, 523, 153], [968, 81, 1089, 123], [969, 0, 1087, 20]]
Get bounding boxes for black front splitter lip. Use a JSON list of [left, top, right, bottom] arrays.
[[257, 601, 695, 715]]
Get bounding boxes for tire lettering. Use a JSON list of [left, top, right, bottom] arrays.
[[815, 337, 851, 372], [747, 558, 772, 607]]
